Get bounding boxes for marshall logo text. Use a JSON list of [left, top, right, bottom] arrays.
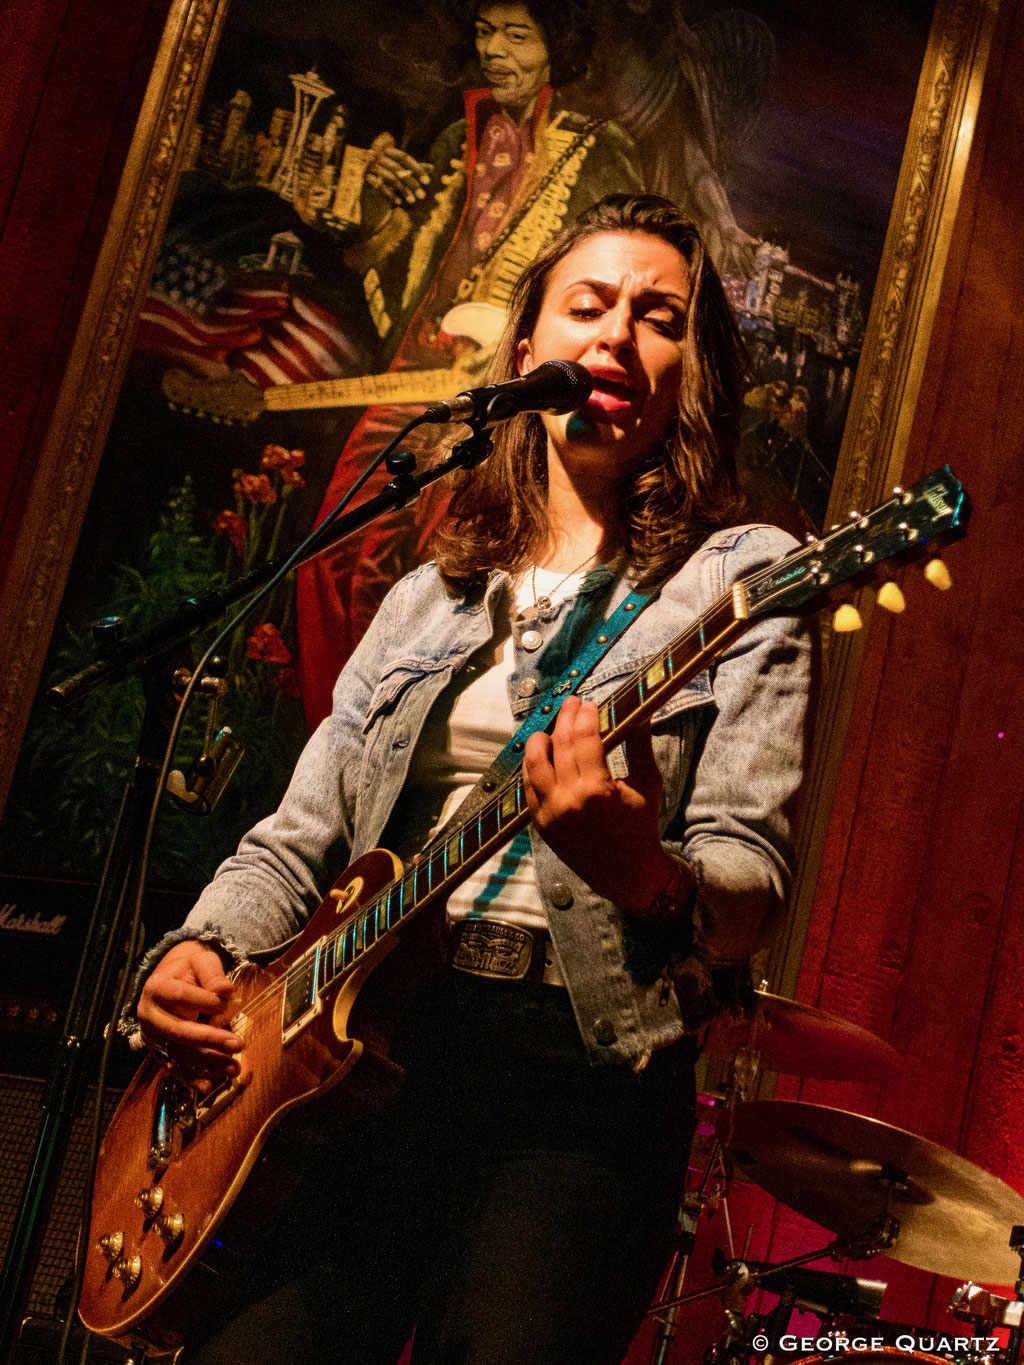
[[0, 903, 67, 935]]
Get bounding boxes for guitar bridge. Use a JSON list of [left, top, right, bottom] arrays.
[[196, 1072, 247, 1126]]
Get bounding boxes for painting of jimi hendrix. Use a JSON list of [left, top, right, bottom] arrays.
[[132, 0, 795, 727], [0, 0, 933, 892], [298, 3, 652, 723]]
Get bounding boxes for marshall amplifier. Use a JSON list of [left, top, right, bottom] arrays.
[[0, 873, 192, 1079]]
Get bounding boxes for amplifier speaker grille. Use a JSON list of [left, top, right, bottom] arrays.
[[0, 1074, 121, 1320]]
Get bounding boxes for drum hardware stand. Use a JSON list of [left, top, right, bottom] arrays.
[[651, 1242, 839, 1317], [950, 1227, 1024, 1365], [649, 1221, 898, 1331], [717, 1256, 886, 1364], [647, 1245, 831, 1365], [649, 1025, 766, 1365], [850, 1165, 905, 1258], [649, 1168, 904, 1365], [648, 1183, 721, 1365], [647, 998, 770, 1365], [651, 1241, 887, 1365], [0, 415, 496, 1365]]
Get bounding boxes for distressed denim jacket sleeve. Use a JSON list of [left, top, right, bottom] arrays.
[[120, 580, 403, 1008], [527, 524, 812, 1064], [123, 526, 812, 1068], [669, 525, 812, 958]]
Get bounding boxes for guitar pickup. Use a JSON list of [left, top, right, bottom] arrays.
[[281, 998, 322, 1046], [281, 948, 323, 1045]]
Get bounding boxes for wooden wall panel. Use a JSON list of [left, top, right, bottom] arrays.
[[758, 0, 1024, 1340]]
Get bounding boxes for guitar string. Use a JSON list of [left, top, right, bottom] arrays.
[[210, 530, 873, 1032], [212, 512, 907, 1030], [214, 559, 800, 1030], [218, 596, 739, 1027]]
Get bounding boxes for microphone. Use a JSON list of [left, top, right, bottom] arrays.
[[422, 360, 593, 426]]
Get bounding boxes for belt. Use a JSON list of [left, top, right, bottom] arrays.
[[449, 919, 565, 988]]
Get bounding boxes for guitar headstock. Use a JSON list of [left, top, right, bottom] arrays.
[[162, 368, 266, 424], [745, 466, 970, 621]]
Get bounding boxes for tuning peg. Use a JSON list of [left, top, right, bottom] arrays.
[[833, 604, 863, 632], [876, 582, 906, 614], [924, 558, 952, 590]]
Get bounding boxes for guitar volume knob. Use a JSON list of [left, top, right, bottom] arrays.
[[112, 1253, 142, 1287], [156, 1211, 185, 1244], [98, 1231, 124, 1261], [136, 1186, 164, 1218]]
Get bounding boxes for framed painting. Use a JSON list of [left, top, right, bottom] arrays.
[[0, 0, 998, 927]]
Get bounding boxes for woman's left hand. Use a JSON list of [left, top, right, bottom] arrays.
[[523, 696, 678, 913]]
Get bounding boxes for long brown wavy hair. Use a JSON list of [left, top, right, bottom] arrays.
[[431, 194, 746, 596]]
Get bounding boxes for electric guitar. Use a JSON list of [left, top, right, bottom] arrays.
[[78, 467, 969, 1355], [160, 300, 506, 424]]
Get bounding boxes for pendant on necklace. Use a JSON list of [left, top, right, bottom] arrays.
[[535, 595, 552, 611]]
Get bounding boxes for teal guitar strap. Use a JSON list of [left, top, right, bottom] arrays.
[[424, 584, 656, 845]]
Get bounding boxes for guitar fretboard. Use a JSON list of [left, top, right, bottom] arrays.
[[263, 367, 467, 412], [278, 461, 969, 1032], [280, 587, 747, 1030]]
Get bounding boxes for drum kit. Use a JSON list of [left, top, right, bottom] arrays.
[[645, 992, 1024, 1365]]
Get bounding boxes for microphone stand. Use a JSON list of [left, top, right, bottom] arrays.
[[48, 421, 493, 708], [0, 417, 493, 1363]]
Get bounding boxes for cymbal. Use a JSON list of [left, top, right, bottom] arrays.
[[722, 1100, 1024, 1283], [704, 992, 902, 1082]]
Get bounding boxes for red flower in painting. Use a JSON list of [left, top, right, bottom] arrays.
[[280, 466, 306, 489], [211, 510, 248, 555], [246, 622, 292, 664], [234, 473, 277, 505], [271, 665, 301, 697], [260, 444, 305, 473]]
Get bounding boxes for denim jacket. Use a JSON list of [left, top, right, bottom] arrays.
[[132, 523, 811, 1069]]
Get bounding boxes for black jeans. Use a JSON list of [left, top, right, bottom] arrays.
[[189, 971, 698, 1365]]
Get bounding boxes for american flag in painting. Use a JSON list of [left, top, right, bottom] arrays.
[[136, 250, 360, 386]]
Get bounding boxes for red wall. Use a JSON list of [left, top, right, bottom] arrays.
[[0, 0, 170, 587], [758, 0, 1024, 1339]]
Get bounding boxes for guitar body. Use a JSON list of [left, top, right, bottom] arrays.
[[78, 849, 446, 1356]]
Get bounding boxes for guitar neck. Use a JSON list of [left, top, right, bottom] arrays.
[[286, 463, 970, 1020], [303, 583, 749, 999], [262, 367, 468, 413]]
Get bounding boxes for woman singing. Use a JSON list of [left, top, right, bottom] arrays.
[[132, 194, 812, 1364]]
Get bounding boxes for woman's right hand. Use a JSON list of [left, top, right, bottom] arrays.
[[137, 940, 243, 1079]]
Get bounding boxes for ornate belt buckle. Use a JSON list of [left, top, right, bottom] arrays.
[[451, 921, 534, 980]]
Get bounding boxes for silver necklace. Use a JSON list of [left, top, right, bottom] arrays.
[[518, 551, 605, 653], [528, 552, 602, 614]]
